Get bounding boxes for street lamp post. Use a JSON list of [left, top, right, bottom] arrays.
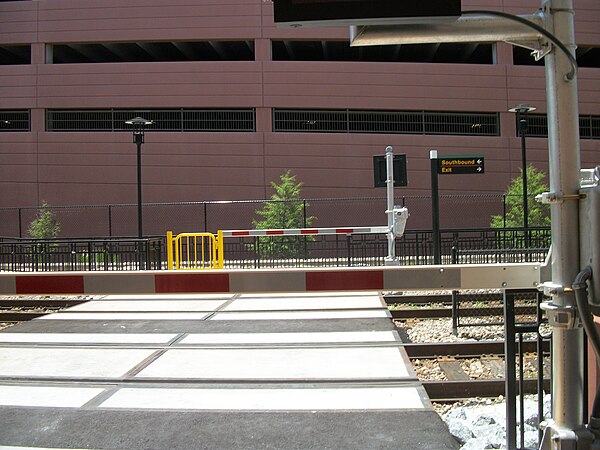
[[508, 104, 536, 259], [125, 117, 153, 239]]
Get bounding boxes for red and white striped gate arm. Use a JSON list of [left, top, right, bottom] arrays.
[[221, 226, 389, 237], [0, 264, 542, 296]]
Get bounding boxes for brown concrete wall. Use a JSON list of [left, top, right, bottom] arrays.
[[0, 0, 599, 212]]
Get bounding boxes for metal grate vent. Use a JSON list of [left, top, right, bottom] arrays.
[[46, 109, 255, 132], [273, 109, 499, 136], [523, 114, 600, 140], [0, 110, 30, 131]]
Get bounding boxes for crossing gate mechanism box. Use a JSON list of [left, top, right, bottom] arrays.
[[392, 206, 409, 238]]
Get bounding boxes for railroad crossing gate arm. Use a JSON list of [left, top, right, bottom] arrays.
[[0, 263, 541, 296]]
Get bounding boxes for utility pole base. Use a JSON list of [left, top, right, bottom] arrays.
[[539, 420, 594, 450]]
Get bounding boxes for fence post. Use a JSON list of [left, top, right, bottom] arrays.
[[87, 242, 93, 271], [18, 208, 22, 238], [108, 205, 113, 237], [504, 290, 518, 450], [347, 234, 352, 267], [166, 231, 174, 270], [145, 239, 151, 270], [216, 230, 224, 269], [451, 247, 458, 335], [303, 200, 307, 228], [503, 194, 507, 228], [204, 203, 208, 232], [103, 241, 109, 271]]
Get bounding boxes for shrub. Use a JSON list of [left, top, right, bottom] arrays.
[[490, 165, 550, 229], [28, 202, 61, 239], [253, 170, 316, 258]]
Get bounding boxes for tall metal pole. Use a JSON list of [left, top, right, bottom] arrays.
[[518, 115, 529, 242], [509, 104, 536, 260], [347, 1, 588, 445], [542, 0, 585, 438], [135, 133, 143, 239], [385, 146, 396, 263], [430, 150, 441, 265], [126, 117, 152, 240]]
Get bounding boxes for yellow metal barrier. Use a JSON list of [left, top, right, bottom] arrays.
[[167, 230, 224, 270]]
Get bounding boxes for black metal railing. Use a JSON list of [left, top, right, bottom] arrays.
[[504, 289, 550, 450], [0, 237, 163, 272], [221, 227, 550, 269], [0, 227, 550, 272]]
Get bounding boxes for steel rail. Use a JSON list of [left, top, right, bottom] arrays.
[[404, 340, 550, 359], [424, 379, 551, 402]]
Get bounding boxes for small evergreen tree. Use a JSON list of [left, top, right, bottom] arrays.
[[253, 170, 315, 258], [491, 165, 550, 228], [28, 202, 61, 239]]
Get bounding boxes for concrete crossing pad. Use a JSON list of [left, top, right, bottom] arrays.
[[0, 292, 459, 449], [179, 330, 398, 344], [100, 385, 425, 410], [135, 347, 411, 380]]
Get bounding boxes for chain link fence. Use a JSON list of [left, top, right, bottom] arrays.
[[0, 194, 531, 239]]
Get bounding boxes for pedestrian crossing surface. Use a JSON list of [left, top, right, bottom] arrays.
[[0, 292, 458, 449]]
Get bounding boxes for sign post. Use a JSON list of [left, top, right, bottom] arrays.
[[430, 150, 441, 265], [430, 152, 485, 265]]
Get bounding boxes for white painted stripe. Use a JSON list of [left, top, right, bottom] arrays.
[[237, 292, 379, 298], [222, 297, 383, 311], [100, 386, 424, 410], [102, 294, 235, 300], [37, 312, 211, 320], [0, 333, 178, 344], [136, 347, 409, 380], [180, 331, 399, 345], [68, 300, 227, 312], [0, 348, 156, 378], [0, 385, 105, 408], [210, 310, 389, 320]]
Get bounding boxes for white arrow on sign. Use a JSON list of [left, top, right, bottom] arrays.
[[477, 159, 482, 164], [477, 167, 482, 172]]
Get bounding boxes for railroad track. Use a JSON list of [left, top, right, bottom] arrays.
[[0, 297, 86, 323], [385, 292, 537, 319], [385, 294, 549, 402], [1, 293, 548, 403], [404, 341, 550, 402]]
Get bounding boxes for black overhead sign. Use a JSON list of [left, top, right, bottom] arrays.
[[373, 154, 408, 187], [437, 155, 485, 175], [273, 0, 462, 27]]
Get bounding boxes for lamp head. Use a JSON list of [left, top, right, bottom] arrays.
[[508, 104, 536, 114], [125, 117, 153, 143]]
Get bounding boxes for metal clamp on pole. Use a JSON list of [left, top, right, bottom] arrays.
[[536, 191, 586, 204], [540, 299, 578, 329]]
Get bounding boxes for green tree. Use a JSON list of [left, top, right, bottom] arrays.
[[28, 202, 61, 239], [491, 165, 550, 228], [253, 170, 315, 258]]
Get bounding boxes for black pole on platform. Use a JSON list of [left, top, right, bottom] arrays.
[[508, 104, 536, 261], [125, 117, 153, 239], [430, 150, 441, 265]]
